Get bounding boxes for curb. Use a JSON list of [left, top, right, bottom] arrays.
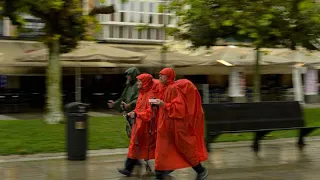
[[0, 148, 128, 163], [211, 136, 320, 148]]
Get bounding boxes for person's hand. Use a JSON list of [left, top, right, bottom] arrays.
[[150, 99, 164, 106], [107, 100, 115, 108], [121, 101, 131, 110], [158, 100, 165, 107], [127, 111, 136, 119]]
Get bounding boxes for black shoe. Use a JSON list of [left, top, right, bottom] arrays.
[[117, 168, 131, 177], [154, 170, 174, 180], [136, 160, 142, 166], [196, 167, 208, 180], [164, 170, 174, 175], [153, 175, 173, 180], [119, 158, 141, 176]]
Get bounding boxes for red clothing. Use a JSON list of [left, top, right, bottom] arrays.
[[127, 74, 159, 160], [175, 79, 208, 163], [155, 68, 207, 171]]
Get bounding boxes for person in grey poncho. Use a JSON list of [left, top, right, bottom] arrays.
[[108, 67, 140, 137]]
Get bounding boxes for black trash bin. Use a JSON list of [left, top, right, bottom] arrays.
[[65, 102, 89, 161]]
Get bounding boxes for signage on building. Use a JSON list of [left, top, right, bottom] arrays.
[[0, 75, 7, 88]]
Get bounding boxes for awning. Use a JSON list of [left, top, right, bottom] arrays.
[[0, 41, 148, 69], [111, 44, 215, 67], [1, 40, 319, 75], [16, 41, 147, 63]]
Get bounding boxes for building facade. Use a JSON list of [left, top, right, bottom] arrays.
[[0, 0, 176, 44], [95, 0, 175, 44]]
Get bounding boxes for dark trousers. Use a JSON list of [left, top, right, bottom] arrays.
[[124, 158, 140, 172]]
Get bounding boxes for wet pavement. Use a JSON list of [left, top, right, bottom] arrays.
[[1, 140, 320, 180]]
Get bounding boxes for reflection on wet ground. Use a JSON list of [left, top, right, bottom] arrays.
[[1, 141, 320, 180]]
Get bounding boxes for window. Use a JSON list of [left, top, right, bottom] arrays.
[[158, 14, 163, 24], [156, 29, 164, 40], [130, 1, 135, 11], [129, 12, 135, 22], [149, 14, 153, 24], [0, 20, 3, 35], [156, 29, 160, 40], [138, 30, 142, 39], [121, 3, 127, 11], [147, 28, 151, 39], [110, 13, 115, 21], [158, 15, 170, 25], [119, 26, 124, 38], [149, 2, 155, 12], [167, 15, 171, 25], [128, 27, 133, 38], [109, 26, 114, 38], [140, 14, 144, 23], [120, 12, 125, 22], [140, 2, 144, 12]]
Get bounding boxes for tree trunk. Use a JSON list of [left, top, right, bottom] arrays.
[[253, 48, 261, 102], [45, 39, 63, 124]]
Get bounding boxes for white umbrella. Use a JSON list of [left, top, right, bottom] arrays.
[[269, 48, 320, 65], [16, 41, 147, 62], [209, 46, 290, 66]]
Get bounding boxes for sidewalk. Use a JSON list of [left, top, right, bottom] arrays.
[[1, 136, 320, 180], [1, 136, 320, 162]]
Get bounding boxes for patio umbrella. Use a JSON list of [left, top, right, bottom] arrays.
[[269, 48, 320, 66], [16, 41, 147, 63], [210, 46, 292, 66]]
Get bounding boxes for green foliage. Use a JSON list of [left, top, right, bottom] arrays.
[[161, 45, 169, 53], [166, 27, 180, 37], [2, 0, 84, 53], [169, 0, 320, 50], [1, 108, 320, 155], [169, 0, 320, 102], [1, 0, 115, 124], [158, 4, 165, 13], [2, 0, 115, 53], [135, 24, 150, 32], [0, 116, 130, 155]]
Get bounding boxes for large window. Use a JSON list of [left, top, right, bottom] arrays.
[[98, 0, 175, 42], [105, 0, 175, 26]]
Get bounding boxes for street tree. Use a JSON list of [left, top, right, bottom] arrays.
[[170, 0, 320, 101], [1, 0, 115, 124]]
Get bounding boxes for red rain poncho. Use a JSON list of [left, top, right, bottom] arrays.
[[127, 74, 159, 160], [175, 79, 208, 163], [155, 68, 207, 171]]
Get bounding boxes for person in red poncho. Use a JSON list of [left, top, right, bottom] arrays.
[[152, 68, 208, 180], [117, 73, 159, 176], [175, 79, 208, 163]]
